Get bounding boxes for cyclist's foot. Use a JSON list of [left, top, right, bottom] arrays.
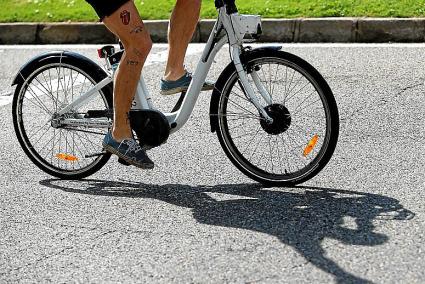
[[160, 71, 215, 95], [102, 132, 154, 169]]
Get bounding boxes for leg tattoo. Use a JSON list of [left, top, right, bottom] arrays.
[[133, 48, 143, 57], [120, 10, 131, 25], [127, 60, 140, 66], [130, 25, 144, 34]]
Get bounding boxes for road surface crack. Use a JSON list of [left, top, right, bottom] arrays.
[[0, 246, 74, 277]]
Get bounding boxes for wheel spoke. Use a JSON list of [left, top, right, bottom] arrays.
[[24, 85, 53, 115], [214, 111, 263, 121], [285, 79, 312, 104], [41, 71, 58, 111], [242, 125, 262, 155], [283, 68, 296, 103], [292, 97, 322, 116], [249, 134, 264, 165], [271, 64, 279, 100], [27, 120, 51, 140], [216, 57, 336, 183], [226, 96, 261, 119], [30, 122, 53, 147], [16, 63, 110, 177]]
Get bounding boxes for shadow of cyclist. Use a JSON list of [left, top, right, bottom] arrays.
[[40, 179, 414, 284]]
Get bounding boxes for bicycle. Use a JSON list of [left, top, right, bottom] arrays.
[[11, 0, 339, 186]]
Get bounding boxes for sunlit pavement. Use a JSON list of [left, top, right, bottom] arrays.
[[0, 44, 424, 283]]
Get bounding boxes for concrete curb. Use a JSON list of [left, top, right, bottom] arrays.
[[1, 18, 425, 44]]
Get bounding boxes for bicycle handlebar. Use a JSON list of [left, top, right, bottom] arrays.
[[215, 0, 238, 14]]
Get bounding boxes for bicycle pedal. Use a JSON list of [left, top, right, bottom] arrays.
[[85, 152, 107, 158], [118, 158, 131, 166]]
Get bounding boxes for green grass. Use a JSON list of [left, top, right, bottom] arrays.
[[1, 0, 425, 23]]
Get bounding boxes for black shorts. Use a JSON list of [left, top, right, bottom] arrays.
[[86, 0, 130, 20]]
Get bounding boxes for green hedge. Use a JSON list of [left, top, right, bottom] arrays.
[[1, 0, 424, 22]]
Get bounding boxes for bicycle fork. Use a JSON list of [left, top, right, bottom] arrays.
[[230, 45, 274, 123]]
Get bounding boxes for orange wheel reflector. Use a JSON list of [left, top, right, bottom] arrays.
[[56, 153, 78, 162], [303, 135, 319, 157]]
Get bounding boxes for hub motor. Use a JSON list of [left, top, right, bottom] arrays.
[[260, 104, 291, 135]]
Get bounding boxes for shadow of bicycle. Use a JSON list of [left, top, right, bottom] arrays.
[[40, 179, 414, 284]]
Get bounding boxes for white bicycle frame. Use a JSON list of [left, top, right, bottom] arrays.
[[57, 7, 274, 134]]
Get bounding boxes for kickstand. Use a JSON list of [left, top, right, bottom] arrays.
[[171, 91, 186, 113]]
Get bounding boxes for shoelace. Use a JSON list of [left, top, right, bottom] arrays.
[[122, 139, 142, 155]]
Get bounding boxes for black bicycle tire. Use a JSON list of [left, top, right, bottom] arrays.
[[12, 61, 113, 180], [215, 49, 339, 186]]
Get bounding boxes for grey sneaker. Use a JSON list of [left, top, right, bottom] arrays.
[[160, 71, 215, 95], [102, 132, 154, 169]]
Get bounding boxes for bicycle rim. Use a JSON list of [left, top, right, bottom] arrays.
[[15, 63, 110, 177], [218, 56, 334, 183]]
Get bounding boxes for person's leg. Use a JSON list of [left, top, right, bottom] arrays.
[[164, 0, 201, 81], [102, 1, 152, 142]]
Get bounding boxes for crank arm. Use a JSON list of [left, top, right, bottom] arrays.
[[85, 152, 107, 158]]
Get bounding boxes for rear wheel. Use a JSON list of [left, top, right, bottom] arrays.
[[215, 50, 339, 186], [12, 61, 113, 179]]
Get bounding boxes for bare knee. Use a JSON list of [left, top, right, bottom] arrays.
[[121, 35, 152, 68], [122, 29, 152, 54], [129, 41, 152, 61]]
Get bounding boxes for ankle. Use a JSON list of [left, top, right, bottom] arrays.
[[112, 129, 132, 142], [164, 70, 186, 81]]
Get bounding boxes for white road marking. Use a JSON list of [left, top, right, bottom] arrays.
[[0, 45, 205, 107], [1, 42, 423, 108], [0, 91, 12, 96], [0, 96, 12, 106], [145, 45, 204, 66]]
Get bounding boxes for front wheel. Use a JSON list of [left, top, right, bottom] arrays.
[[215, 49, 339, 186]]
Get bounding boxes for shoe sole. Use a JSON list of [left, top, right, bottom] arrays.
[[160, 86, 188, 96], [103, 143, 154, 170], [160, 85, 215, 96]]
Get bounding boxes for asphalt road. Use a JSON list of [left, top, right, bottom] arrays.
[[0, 44, 424, 283]]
